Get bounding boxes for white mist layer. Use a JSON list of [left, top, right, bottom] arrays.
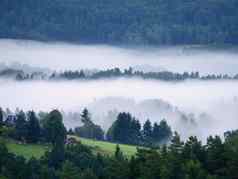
[[0, 39, 238, 75], [0, 78, 238, 142]]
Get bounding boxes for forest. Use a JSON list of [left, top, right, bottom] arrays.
[[1, 67, 238, 82], [0, 107, 238, 179], [1, 0, 238, 45]]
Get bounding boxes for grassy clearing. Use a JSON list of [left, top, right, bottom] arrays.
[[2, 136, 140, 159], [4, 139, 49, 160], [69, 135, 141, 157]]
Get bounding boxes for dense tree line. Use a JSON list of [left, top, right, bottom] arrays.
[[1, 0, 238, 45], [69, 109, 171, 147], [1, 127, 238, 179], [0, 107, 238, 179], [0, 107, 172, 147], [107, 112, 172, 147], [0, 109, 66, 145], [2, 67, 238, 82], [52, 68, 238, 81]]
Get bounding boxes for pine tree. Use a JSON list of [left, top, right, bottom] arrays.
[[142, 119, 153, 146], [15, 111, 27, 141], [44, 110, 66, 145], [27, 111, 41, 143], [0, 108, 3, 126], [81, 108, 92, 125]]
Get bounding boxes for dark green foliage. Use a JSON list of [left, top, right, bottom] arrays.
[[107, 113, 172, 147], [0, 108, 3, 127], [107, 112, 141, 145], [75, 108, 104, 140], [206, 136, 226, 176], [26, 111, 41, 143], [1, 125, 238, 179], [224, 130, 238, 179], [48, 138, 65, 169], [142, 119, 153, 146], [60, 161, 80, 179], [43, 110, 67, 169], [153, 120, 172, 143], [1, 0, 238, 45], [15, 111, 28, 141], [1, 107, 238, 179], [79, 169, 98, 179], [43, 110, 67, 145], [182, 136, 206, 164], [65, 142, 105, 178]]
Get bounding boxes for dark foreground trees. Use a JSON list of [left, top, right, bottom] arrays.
[[26, 111, 41, 143], [0, 107, 238, 179], [1, 129, 238, 179]]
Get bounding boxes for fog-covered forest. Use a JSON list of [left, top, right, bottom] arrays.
[[1, 0, 238, 177], [0, 40, 238, 142]]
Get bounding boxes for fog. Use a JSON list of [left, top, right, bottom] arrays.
[[1, 39, 238, 142], [0, 78, 238, 141], [1, 39, 238, 75]]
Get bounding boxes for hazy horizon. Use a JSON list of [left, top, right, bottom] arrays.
[[1, 39, 238, 142], [1, 39, 238, 75], [0, 78, 238, 142]]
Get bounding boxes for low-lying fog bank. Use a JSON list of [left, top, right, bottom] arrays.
[[1, 39, 238, 142], [0, 78, 237, 142], [1, 39, 238, 75]]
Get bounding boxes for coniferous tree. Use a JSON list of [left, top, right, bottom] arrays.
[[206, 136, 226, 176], [26, 111, 41, 143], [44, 110, 67, 169], [142, 119, 153, 146], [81, 108, 92, 125], [152, 120, 172, 144], [168, 132, 185, 179], [75, 108, 104, 140], [15, 111, 27, 141], [44, 110, 66, 145], [0, 108, 3, 126], [107, 112, 141, 145], [60, 161, 80, 179]]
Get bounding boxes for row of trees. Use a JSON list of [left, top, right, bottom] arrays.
[[52, 68, 238, 81], [0, 107, 238, 179], [107, 112, 172, 147], [1, 128, 238, 179], [1, 107, 172, 147], [0, 108, 66, 145], [1, 0, 238, 44], [69, 109, 172, 147], [4, 67, 238, 82]]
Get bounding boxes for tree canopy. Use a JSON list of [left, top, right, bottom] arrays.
[[1, 0, 238, 45]]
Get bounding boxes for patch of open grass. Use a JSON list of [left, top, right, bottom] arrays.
[[2, 136, 141, 160], [69, 135, 141, 157], [4, 139, 49, 160]]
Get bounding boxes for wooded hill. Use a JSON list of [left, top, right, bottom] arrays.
[[1, 0, 238, 45]]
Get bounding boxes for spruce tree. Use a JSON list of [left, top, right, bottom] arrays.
[[27, 111, 41, 143]]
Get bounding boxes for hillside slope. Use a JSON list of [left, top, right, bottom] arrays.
[[1, 0, 238, 45], [4, 136, 139, 159]]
